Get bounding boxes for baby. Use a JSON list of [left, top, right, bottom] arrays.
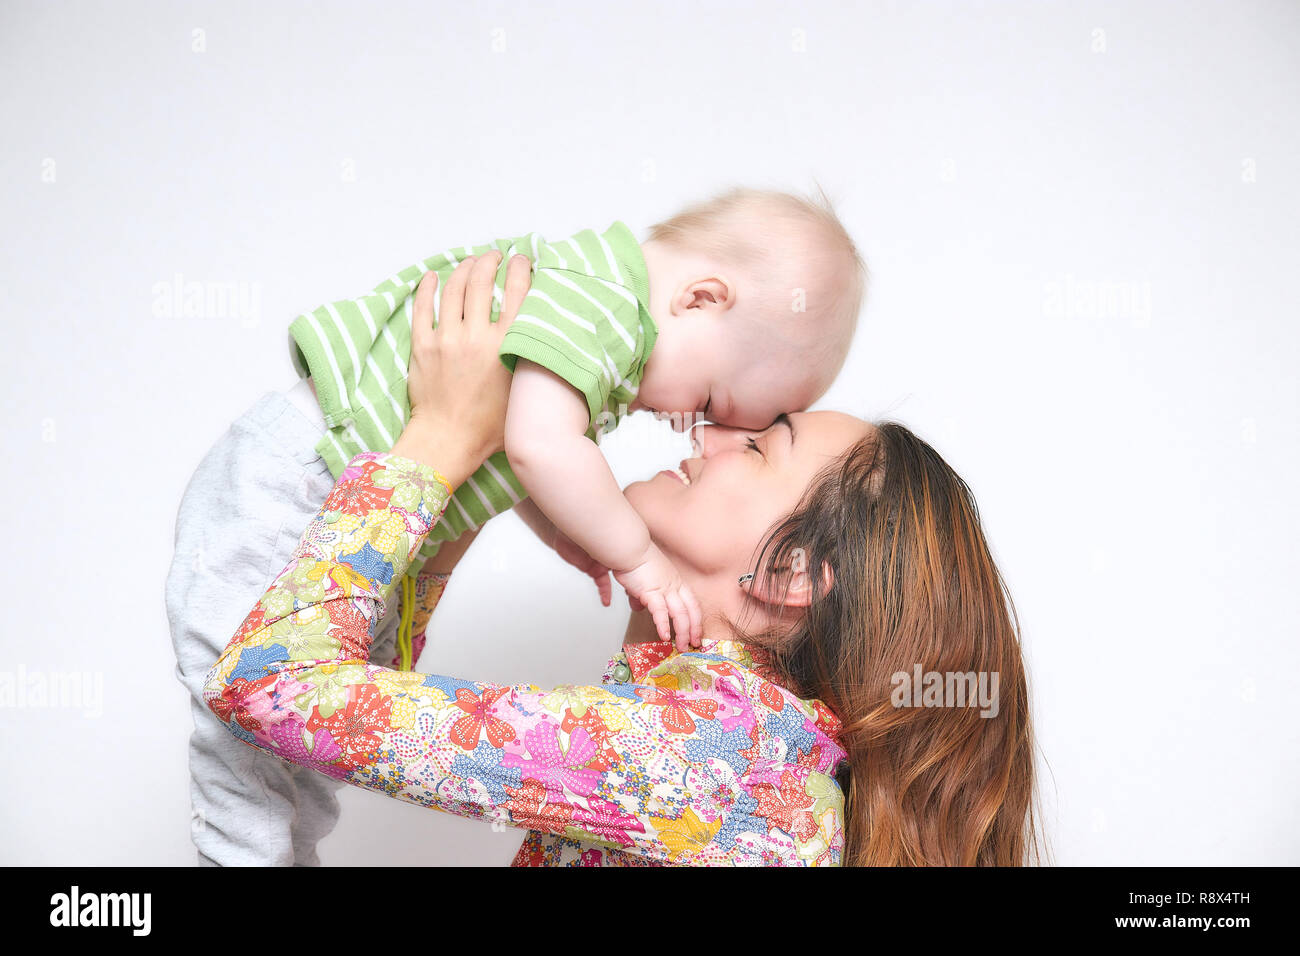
[[288, 187, 866, 645]]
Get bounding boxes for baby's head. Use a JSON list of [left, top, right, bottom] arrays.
[[636, 186, 866, 432]]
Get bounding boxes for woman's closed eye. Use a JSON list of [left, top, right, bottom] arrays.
[[745, 436, 764, 458]]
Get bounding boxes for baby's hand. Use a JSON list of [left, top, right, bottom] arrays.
[[553, 529, 613, 607], [614, 545, 703, 651]]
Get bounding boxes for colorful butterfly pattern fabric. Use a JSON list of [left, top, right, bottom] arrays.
[[204, 451, 848, 866]]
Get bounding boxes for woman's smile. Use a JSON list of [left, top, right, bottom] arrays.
[[658, 461, 693, 486]]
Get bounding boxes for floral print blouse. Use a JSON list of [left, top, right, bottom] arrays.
[[203, 451, 848, 866]]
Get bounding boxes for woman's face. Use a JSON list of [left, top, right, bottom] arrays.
[[623, 410, 874, 637]]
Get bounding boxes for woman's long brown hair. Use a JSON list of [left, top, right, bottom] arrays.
[[731, 421, 1045, 866]]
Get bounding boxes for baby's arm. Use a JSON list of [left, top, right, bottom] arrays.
[[505, 359, 701, 648]]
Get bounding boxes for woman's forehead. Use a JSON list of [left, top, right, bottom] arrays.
[[789, 409, 872, 441], [777, 411, 871, 468]]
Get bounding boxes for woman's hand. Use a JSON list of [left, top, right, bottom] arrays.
[[391, 252, 532, 486]]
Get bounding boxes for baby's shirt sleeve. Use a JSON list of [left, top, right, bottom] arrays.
[[498, 266, 648, 429]]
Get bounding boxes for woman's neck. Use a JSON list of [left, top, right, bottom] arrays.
[[622, 608, 661, 644], [620, 606, 742, 646]]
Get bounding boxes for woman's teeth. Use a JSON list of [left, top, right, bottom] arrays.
[[673, 466, 692, 486]]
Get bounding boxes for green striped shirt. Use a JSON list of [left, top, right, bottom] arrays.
[[288, 220, 657, 564]]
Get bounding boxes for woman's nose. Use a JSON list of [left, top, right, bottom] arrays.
[[688, 422, 744, 458]]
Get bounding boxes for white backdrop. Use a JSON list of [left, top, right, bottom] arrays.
[[1, 0, 1296, 865]]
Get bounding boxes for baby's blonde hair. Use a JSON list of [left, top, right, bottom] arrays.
[[646, 185, 867, 384]]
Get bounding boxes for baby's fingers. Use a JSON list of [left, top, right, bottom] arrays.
[[681, 582, 703, 648], [666, 590, 695, 653], [643, 592, 674, 645], [592, 568, 612, 607]]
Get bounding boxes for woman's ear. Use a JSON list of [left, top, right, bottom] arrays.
[[740, 552, 834, 608]]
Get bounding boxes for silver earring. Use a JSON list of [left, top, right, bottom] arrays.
[[738, 572, 754, 585]]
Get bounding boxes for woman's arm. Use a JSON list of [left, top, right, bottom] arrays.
[[388, 527, 477, 671], [202, 449, 842, 864], [202, 256, 845, 864]]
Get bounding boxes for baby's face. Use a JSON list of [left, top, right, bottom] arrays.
[[635, 340, 829, 434]]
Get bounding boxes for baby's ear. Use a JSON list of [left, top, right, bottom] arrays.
[[739, 550, 833, 608], [684, 276, 737, 313]]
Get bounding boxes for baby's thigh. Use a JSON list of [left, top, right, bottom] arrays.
[[166, 395, 336, 686]]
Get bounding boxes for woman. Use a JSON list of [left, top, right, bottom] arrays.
[[204, 253, 1042, 866]]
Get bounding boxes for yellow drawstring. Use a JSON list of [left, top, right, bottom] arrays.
[[397, 572, 415, 671]]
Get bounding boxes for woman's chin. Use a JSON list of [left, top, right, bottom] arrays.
[[622, 470, 679, 512], [622, 475, 655, 503]]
